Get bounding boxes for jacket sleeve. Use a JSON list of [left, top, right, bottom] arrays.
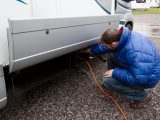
[[112, 52, 154, 86], [90, 44, 108, 56]]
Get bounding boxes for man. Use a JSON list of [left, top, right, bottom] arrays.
[[86, 27, 160, 109]]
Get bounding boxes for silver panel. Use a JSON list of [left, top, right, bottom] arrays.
[[0, 66, 3, 76], [8, 16, 121, 72], [0, 78, 7, 103], [13, 23, 108, 59], [9, 15, 121, 33], [13, 38, 99, 71], [0, 65, 7, 109], [0, 97, 7, 109]]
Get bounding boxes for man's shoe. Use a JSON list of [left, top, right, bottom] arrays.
[[129, 97, 151, 109], [129, 100, 145, 109]]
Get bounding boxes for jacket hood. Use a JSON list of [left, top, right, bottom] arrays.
[[115, 27, 131, 50]]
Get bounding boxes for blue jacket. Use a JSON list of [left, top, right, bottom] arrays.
[[91, 27, 160, 88]]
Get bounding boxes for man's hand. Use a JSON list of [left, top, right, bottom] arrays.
[[77, 48, 91, 54], [103, 69, 114, 77]]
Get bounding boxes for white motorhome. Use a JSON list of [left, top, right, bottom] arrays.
[[131, 0, 160, 9], [0, 0, 133, 109]]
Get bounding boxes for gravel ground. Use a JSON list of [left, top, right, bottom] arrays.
[[0, 14, 160, 120]]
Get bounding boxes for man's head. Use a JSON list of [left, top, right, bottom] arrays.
[[100, 28, 122, 50]]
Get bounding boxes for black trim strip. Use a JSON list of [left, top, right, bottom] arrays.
[[117, 1, 131, 10], [95, 0, 111, 14]]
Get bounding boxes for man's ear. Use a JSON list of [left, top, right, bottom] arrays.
[[111, 42, 119, 47]]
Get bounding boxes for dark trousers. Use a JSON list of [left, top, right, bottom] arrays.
[[102, 53, 148, 101]]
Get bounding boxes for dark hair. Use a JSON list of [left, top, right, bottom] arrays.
[[101, 28, 121, 44]]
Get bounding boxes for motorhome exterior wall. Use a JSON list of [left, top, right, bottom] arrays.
[[0, 0, 33, 66], [0, 0, 112, 67], [0, 0, 133, 67], [32, 0, 108, 17], [0, 0, 134, 109], [32, 0, 133, 31]]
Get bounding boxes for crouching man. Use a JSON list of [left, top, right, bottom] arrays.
[[85, 27, 160, 109]]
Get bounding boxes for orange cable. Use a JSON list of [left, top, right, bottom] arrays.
[[79, 57, 128, 120]]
